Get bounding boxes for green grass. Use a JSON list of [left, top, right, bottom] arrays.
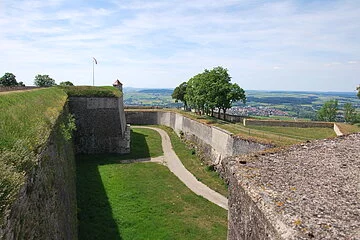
[[247, 125, 337, 140], [214, 121, 337, 146], [0, 88, 67, 150], [82, 127, 163, 162], [59, 86, 121, 98], [155, 125, 228, 197], [77, 128, 227, 240], [336, 123, 360, 134], [0, 87, 68, 222]]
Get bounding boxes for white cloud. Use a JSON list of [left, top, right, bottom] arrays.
[[0, 0, 359, 91]]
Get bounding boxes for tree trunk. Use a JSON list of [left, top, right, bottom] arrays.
[[223, 108, 227, 120], [218, 109, 221, 119]]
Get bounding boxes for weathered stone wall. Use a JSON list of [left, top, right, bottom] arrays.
[[244, 119, 334, 128], [0, 106, 77, 240], [219, 113, 248, 123], [69, 97, 130, 154], [125, 110, 269, 166], [223, 133, 360, 240]]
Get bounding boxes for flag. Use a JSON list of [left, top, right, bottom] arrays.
[[93, 57, 97, 64]]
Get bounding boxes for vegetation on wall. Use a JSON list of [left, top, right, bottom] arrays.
[[0, 88, 68, 222], [59, 81, 74, 86], [60, 86, 121, 98]]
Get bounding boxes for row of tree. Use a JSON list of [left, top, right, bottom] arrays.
[[0, 72, 74, 87], [317, 99, 359, 123], [172, 66, 246, 119]]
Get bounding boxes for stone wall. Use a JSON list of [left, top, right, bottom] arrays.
[[223, 133, 360, 240], [0, 86, 39, 92], [69, 97, 130, 154], [0, 106, 77, 240], [125, 110, 269, 166], [219, 113, 248, 123], [243, 119, 334, 128]]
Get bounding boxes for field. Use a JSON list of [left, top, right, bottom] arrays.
[[77, 127, 228, 240], [123, 87, 360, 121], [217, 121, 337, 146]]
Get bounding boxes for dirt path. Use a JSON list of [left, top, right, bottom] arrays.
[[0, 88, 43, 95], [135, 126, 228, 210]]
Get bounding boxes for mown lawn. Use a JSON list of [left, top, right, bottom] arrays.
[[246, 125, 337, 140], [77, 128, 227, 240], [155, 125, 228, 197]]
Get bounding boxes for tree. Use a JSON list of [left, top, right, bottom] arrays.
[[343, 103, 357, 123], [172, 82, 187, 109], [317, 99, 338, 122], [357, 85, 360, 99], [59, 81, 74, 86], [185, 73, 208, 114], [0, 72, 18, 86], [184, 66, 246, 119], [34, 74, 56, 87]]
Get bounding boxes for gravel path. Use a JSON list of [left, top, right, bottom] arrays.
[[135, 126, 228, 210]]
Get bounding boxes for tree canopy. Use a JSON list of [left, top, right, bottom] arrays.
[[174, 66, 246, 119], [171, 82, 187, 108], [59, 81, 74, 86], [34, 74, 56, 87], [357, 85, 360, 99], [317, 99, 338, 122], [0, 73, 18, 86], [343, 103, 357, 123]]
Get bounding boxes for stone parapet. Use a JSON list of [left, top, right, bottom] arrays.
[[225, 133, 360, 239]]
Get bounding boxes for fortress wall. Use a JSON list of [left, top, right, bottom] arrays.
[[125, 111, 269, 166], [118, 94, 127, 135], [244, 119, 334, 128], [69, 97, 130, 154], [125, 111, 160, 125], [232, 137, 269, 155], [1, 106, 77, 240]]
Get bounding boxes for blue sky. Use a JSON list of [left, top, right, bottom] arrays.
[[0, 0, 359, 91]]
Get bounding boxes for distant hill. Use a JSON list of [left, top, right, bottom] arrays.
[[138, 89, 174, 94]]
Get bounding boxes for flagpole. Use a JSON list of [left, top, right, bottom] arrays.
[[92, 59, 94, 86]]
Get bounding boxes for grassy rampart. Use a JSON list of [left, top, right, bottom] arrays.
[[0, 88, 77, 222], [60, 86, 121, 97]]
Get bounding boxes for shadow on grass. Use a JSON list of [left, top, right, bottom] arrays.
[[76, 129, 150, 240]]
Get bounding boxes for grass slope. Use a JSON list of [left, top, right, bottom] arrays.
[[0, 88, 67, 220], [0, 88, 67, 150], [77, 128, 227, 240]]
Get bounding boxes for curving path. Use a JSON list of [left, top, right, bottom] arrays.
[[134, 126, 228, 210]]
